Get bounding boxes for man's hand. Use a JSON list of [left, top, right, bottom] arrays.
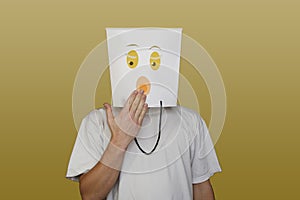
[[103, 89, 148, 150]]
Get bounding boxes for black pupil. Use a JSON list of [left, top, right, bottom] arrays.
[[152, 62, 156, 66], [129, 61, 134, 65]]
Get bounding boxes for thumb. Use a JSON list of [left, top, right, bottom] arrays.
[[103, 103, 114, 124]]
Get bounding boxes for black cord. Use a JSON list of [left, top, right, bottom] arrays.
[[134, 100, 162, 155]]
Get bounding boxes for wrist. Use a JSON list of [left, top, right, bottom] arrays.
[[110, 135, 132, 151], [100, 142, 127, 170]]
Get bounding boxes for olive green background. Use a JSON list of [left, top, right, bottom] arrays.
[[1, 0, 299, 199]]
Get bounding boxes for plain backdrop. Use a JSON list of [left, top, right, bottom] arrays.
[[0, 0, 299, 199]]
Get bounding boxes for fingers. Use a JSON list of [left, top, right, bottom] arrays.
[[121, 89, 148, 126], [124, 90, 138, 111], [134, 93, 147, 121], [103, 103, 114, 125], [130, 89, 144, 115], [138, 103, 148, 125]]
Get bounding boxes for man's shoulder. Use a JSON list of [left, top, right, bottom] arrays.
[[82, 107, 107, 123], [162, 106, 204, 128], [176, 105, 199, 114], [169, 105, 201, 119]]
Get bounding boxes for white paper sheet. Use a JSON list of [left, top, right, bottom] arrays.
[[106, 27, 182, 107]]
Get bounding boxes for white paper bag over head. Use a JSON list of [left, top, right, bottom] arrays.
[[106, 27, 182, 107]]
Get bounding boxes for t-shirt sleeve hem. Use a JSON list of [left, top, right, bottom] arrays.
[[192, 167, 222, 184], [65, 168, 90, 182]]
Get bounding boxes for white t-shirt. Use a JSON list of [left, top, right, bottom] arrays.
[[66, 106, 221, 200]]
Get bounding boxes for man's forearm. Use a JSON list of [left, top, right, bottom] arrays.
[[193, 179, 215, 200], [79, 142, 126, 200]]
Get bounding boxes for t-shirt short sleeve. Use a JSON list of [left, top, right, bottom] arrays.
[[65, 109, 107, 182], [190, 114, 222, 184]]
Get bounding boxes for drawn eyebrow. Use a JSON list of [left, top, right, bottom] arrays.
[[149, 45, 161, 50], [126, 44, 139, 47]]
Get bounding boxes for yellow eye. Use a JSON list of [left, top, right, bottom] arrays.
[[127, 50, 138, 68], [150, 51, 160, 70]]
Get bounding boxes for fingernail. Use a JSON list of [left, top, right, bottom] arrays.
[[140, 89, 144, 94]]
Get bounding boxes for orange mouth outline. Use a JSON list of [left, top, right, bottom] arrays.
[[136, 76, 151, 95]]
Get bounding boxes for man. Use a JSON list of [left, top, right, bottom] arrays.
[[66, 28, 221, 199]]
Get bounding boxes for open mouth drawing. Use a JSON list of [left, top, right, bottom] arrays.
[[136, 76, 151, 95]]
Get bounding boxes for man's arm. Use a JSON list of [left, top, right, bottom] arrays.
[[79, 142, 126, 200], [79, 90, 148, 200], [193, 179, 215, 200]]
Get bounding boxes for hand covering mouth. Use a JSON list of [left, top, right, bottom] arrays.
[[136, 76, 151, 95]]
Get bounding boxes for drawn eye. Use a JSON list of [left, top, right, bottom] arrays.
[[150, 51, 160, 70], [127, 50, 138, 68]]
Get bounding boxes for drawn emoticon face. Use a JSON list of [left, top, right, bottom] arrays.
[[106, 28, 182, 107]]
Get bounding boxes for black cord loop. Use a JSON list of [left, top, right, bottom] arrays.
[[134, 101, 162, 155]]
